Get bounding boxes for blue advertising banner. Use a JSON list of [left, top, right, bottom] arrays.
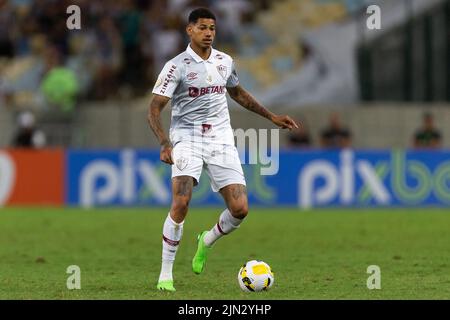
[[66, 149, 450, 208]]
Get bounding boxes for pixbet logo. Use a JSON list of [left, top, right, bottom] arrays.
[[298, 150, 450, 208], [298, 150, 389, 208], [0, 152, 15, 206], [79, 150, 170, 207]]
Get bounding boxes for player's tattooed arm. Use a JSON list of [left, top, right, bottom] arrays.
[[227, 85, 274, 120], [148, 94, 174, 164], [227, 85, 299, 130]]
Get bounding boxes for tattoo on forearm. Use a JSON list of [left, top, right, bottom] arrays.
[[148, 101, 169, 145], [174, 176, 193, 197], [233, 87, 272, 120], [231, 185, 247, 201]]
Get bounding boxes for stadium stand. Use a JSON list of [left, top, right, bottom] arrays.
[[0, 0, 449, 148], [0, 0, 379, 110]]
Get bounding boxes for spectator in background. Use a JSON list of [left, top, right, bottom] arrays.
[[320, 112, 352, 148], [31, 0, 69, 55], [167, 0, 191, 15], [12, 111, 46, 148], [287, 118, 311, 148], [66, 33, 95, 100], [4, 0, 275, 105], [150, 16, 184, 75], [141, 2, 165, 85], [117, 0, 144, 95], [40, 45, 79, 113], [91, 15, 123, 100], [413, 112, 442, 149], [212, 0, 252, 44], [0, 0, 15, 57]]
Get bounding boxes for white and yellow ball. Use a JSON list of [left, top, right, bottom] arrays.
[[238, 260, 274, 292]]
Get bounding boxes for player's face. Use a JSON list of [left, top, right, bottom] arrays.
[[187, 18, 216, 49]]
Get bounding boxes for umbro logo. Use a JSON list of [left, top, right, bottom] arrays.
[[187, 72, 198, 80]]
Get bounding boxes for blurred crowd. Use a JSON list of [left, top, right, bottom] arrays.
[[0, 0, 272, 113], [287, 113, 353, 150], [287, 112, 443, 150]]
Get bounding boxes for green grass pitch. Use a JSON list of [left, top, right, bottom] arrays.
[[0, 207, 449, 299]]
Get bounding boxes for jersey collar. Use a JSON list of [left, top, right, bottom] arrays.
[[186, 44, 215, 64]]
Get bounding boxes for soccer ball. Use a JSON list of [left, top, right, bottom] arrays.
[[237, 260, 274, 292]]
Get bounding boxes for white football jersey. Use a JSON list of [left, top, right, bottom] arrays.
[[152, 44, 239, 146]]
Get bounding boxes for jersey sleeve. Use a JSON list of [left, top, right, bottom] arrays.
[[226, 61, 239, 87], [152, 61, 181, 98]]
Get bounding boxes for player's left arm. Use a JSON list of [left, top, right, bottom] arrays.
[[227, 85, 299, 130]]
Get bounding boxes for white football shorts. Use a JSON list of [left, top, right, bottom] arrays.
[[171, 141, 246, 192]]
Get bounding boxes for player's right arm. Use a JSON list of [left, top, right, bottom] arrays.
[[148, 61, 181, 165], [148, 94, 173, 165]]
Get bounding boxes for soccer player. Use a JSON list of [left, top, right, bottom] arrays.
[[148, 8, 298, 291]]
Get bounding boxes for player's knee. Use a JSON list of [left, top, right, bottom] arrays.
[[229, 201, 248, 219], [171, 196, 190, 216]]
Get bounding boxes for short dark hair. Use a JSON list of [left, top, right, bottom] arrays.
[[188, 8, 216, 24]]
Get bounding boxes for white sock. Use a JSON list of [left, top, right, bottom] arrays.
[[203, 209, 243, 247], [158, 213, 184, 282], [159, 260, 173, 282]]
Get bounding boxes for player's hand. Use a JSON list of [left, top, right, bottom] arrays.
[[271, 115, 299, 130], [160, 141, 174, 165]]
